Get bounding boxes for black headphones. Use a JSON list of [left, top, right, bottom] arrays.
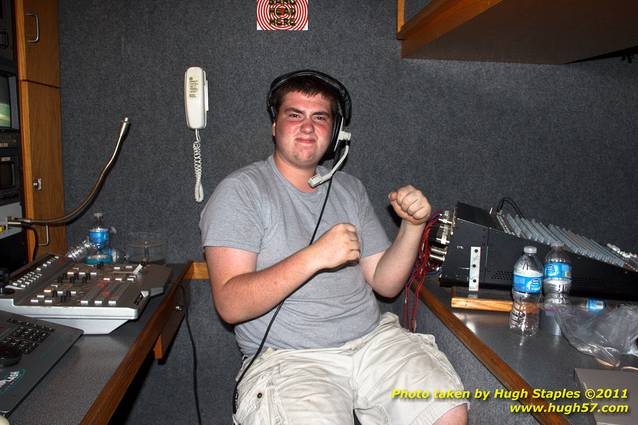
[[267, 70, 352, 158]]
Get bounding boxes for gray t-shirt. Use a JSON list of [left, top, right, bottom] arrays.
[[199, 155, 391, 356]]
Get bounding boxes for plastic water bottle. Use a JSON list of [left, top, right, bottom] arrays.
[[542, 243, 572, 335], [543, 242, 572, 295], [86, 212, 113, 264], [543, 291, 569, 336], [509, 246, 543, 336]]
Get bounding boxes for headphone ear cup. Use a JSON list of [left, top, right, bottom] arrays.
[[322, 114, 343, 161]]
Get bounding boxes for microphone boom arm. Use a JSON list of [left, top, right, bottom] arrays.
[[10, 117, 130, 226]]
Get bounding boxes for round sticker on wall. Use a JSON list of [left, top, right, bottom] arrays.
[[257, 0, 309, 31]]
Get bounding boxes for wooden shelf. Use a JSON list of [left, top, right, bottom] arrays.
[[397, 0, 638, 64]]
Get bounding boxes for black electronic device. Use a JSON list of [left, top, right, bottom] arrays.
[[0, 131, 26, 273], [0, 133, 21, 205], [428, 202, 638, 300], [0, 0, 15, 64], [0, 227, 26, 273], [0, 254, 172, 334], [0, 310, 82, 415], [0, 58, 19, 132]]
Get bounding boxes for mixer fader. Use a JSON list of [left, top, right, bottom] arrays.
[[0, 255, 172, 334]]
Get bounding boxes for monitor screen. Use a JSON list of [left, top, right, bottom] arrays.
[[0, 160, 13, 189], [0, 75, 10, 128]]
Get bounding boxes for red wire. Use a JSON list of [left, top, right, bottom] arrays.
[[411, 221, 434, 331], [403, 215, 440, 331], [403, 219, 431, 328]]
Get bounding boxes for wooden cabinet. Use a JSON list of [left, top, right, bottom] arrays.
[[14, 0, 66, 257], [14, 0, 60, 87], [397, 0, 638, 64], [18, 81, 65, 255]]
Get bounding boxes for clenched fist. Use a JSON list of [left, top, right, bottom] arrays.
[[388, 185, 431, 226], [310, 223, 361, 270]]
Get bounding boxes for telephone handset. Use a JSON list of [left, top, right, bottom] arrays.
[[184, 67, 209, 202]]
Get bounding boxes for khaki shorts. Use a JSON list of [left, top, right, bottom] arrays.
[[233, 313, 467, 425]]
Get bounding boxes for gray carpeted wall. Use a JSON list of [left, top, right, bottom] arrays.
[[59, 1, 638, 258], [56, 1, 637, 424]]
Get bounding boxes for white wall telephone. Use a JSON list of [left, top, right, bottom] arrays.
[[184, 67, 209, 202]]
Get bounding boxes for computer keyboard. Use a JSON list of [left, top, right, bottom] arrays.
[[0, 310, 82, 415]]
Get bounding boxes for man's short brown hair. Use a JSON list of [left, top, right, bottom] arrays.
[[269, 75, 340, 121]]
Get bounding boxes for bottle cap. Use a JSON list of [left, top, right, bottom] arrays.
[[523, 246, 537, 254], [550, 242, 564, 249]]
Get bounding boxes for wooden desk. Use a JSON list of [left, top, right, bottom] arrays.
[[8, 262, 190, 425]]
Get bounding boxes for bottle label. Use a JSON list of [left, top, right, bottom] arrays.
[[513, 272, 543, 293], [585, 299, 605, 311], [544, 262, 571, 280], [89, 229, 109, 249]]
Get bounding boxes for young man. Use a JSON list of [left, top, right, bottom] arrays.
[[200, 70, 468, 424]]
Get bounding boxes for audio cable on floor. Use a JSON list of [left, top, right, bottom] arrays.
[[177, 283, 202, 425]]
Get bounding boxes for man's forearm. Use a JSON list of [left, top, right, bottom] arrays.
[[210, 247, 318, 324], [370, 220, 425, 298], [208, 223, 361, 324]]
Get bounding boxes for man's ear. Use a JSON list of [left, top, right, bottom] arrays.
[[271, 120, 276, 137]]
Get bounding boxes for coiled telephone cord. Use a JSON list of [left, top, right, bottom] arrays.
[[193, 129, 204, 203]]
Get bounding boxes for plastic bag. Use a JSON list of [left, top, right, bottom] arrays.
[[553, 303, 638, 367]]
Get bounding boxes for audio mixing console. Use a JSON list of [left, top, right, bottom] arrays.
[[0, 254, 172, 334]]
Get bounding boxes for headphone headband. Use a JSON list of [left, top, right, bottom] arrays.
[[267, 69, 351, 126]]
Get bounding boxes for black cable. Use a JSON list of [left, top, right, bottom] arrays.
[[495, 196, 525, 218], [232, 156, 338, 415], [177, 283, 202, 425]]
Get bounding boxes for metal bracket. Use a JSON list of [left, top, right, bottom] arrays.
[[468, 246, 481, 292]]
